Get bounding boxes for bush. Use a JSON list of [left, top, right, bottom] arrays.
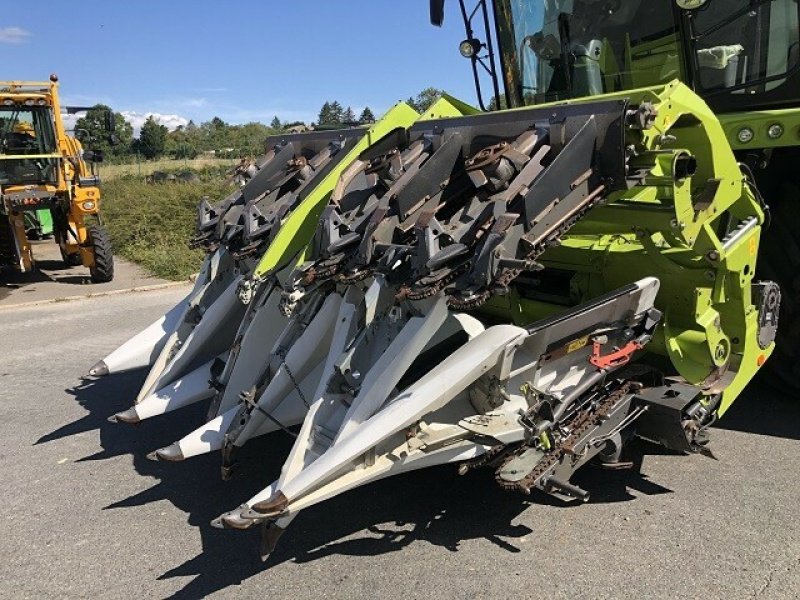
[[102, 176, 236, 280]]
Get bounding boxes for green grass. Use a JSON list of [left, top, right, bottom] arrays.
[[101, 157, 236, 181], [102, 176, 236, 280]]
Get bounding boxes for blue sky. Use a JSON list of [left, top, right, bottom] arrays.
[[2, 1, 477, 131]]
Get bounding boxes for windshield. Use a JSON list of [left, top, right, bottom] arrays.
[[496, 0, 683, 106], [690, 0, 800, 94], [0, 106, 59, 185]]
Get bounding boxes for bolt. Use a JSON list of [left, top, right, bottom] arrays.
[[707, 250, 720, 262], [715, 343, 727, 360], [705, 270, 716, 281]]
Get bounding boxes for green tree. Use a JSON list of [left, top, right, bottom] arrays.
[[407, 87, 444, 113], [172, 143, 197, 159], [317, 102, 333, 126], [487, 94, 509, 111], [74, 104, 133, 156], [137, 116, 168, 159], [329, 101, 344, 124], [342, 106, 356, 124], [270, 116, 283, 130], [318, 101, 345, 126], [358, 107, 376, 124]]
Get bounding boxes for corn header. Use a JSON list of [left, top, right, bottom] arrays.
[[88, 0, 796, 561]]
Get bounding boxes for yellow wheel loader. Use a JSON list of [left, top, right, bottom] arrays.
[[0, 75, 113, 282]]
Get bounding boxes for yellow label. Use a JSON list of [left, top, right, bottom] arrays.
[[567, 336, 589, 353], [749, 237, 757, 256]]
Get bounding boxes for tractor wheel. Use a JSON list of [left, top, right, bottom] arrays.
[[756, 182, 800, 388], [58, 239, 82, 267], [61, 249, 82, 267], [88, 224, 114, 283], [56, 228, 82, 267]]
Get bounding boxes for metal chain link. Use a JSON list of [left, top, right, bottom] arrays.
[[494, 380, 638, 493], [278, 350, 310, 409]]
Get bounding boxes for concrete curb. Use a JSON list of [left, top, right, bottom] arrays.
[[0, 280, 191, 310]]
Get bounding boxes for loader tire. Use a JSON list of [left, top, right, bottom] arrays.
[[756, 183, 800, 388], [56, 230, 82, 267], [88, 224, 114, 283], [61, 248, 82, 267]]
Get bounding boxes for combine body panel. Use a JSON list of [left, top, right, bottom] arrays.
[[0, 76, 114, 281], [89, 0, 793, 562]]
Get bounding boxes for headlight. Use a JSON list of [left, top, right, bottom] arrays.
[[767, 123, 784, 139], [82, 201, 96, 211], [737, 127, 755, 144], [459, 38, 481, 58]]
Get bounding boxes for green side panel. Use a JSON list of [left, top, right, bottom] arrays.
[[252, 98, 474, 280], [434, 94, 481, 117], [718, 109, 800, 151], [23, 209, 54, 236], [36, 209, 54, 235]]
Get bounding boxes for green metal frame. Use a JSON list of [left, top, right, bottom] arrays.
[[249, 80, 767, 418], [719, 109, 800, 151], [473, 80, 770, 415], [252, 98, 476, 280]]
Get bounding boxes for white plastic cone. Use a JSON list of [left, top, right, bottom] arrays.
[[113, 355, 223, 424]]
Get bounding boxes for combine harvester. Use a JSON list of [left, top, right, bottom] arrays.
[[90, 0, 796, 559]]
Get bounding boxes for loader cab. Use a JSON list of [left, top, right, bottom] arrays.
[[435, 0, 800, 113], [0, 104, 60, 186]]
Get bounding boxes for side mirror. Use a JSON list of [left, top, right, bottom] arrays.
[[430, 0, 445, 26]]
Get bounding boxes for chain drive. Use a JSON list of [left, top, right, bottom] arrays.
[[494, 380, 639, 494]]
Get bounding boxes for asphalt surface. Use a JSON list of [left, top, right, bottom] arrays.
[[2, 287, 799, 599], [0, 239, 173, 308]]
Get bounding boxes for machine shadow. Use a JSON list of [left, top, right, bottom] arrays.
[[54, 370, 682, 598], [1, 267, 51, 288], [716, 378, 800, 441]]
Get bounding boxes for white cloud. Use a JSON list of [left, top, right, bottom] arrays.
[[60, 110, 190, 137], [120, 111, 189, 136], [62, 112, 81, 132], [0, 26, 31, 44]]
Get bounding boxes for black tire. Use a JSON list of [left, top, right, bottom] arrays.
[[58, 236, 82, 266], [756, 182, 800, 388], [88, 224, 114, 283], [61, 248, 82, 267]]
